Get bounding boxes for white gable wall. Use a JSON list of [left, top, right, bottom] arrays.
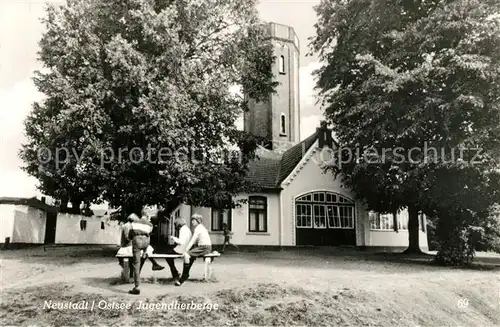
[[280, 141, 366, 246]]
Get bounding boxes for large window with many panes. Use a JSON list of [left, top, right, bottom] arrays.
[[296, 192, 355, 229], [370, 210, 426, 231]]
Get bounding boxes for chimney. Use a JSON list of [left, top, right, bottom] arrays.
[[317, 121, 333, 148], [41, 196, 46, 204]]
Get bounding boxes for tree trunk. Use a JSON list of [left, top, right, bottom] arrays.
[[404, 205, 423, 254], [122, 201, 144, 219], [59, 197, 69, 213], [69, 199, 82, 214]]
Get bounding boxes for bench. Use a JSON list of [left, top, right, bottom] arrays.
[[115, 252, 221, 283]]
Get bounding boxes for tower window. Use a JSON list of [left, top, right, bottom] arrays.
[[279, 55, 285, 74], [280, 113, 286, 135]]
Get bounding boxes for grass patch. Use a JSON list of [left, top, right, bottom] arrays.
[[2, 280, 499, 326], [0, 282, 373, 326], [0, 281, 471, 327]]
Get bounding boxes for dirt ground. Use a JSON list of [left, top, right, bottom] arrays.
[[1, 246, 499, 326]]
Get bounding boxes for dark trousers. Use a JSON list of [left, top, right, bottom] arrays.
[[132, 235, 150, 289], [179, 257, 196, 282], [164, 245, 180, 279]]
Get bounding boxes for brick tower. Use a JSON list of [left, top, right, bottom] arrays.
[[244, 22, 300, 152]]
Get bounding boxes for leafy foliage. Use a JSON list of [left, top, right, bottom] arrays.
[[20, 0, 277, 216], [311, 0, 500, 256]]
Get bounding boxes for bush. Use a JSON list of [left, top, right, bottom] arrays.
[[475, 204, 500, 253], [435, 224, 475, 266], [434, 204, 500, 266]]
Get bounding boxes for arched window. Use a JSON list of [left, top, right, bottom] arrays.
[[279, 55, 285, 74], [296, 192, 354, 229], [280, 113, 286, 135]]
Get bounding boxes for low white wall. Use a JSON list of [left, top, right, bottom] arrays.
[[0, 204, 15, 243], [369, 230, 429, 249], [55, 213, 121, 245]]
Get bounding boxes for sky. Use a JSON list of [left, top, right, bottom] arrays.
[[0, 0, 324, 198]]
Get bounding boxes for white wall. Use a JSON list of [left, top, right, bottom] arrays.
[[0, 204, 15, 243], [364, 208, 429, 249], [12, 206, 46, 243], [189, 193, 281, 246], [369, 230, 429, 249], [280, 142, 363, 246], [55, 213, 121, 245], [0, 204, 46, 244]]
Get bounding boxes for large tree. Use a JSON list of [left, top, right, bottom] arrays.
[[20, 0, 277, 215], [422, 165, 500, 264], [311, 0, 500, 254]]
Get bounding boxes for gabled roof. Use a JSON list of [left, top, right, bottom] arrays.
[[276, 132, 319, 185], [245, 130, 321, 190], [0, 197, 58, 213]]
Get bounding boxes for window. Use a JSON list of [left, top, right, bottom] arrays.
[[211, 208, 232, 231], [171, 209, 180, 237], [369, 211, 394, 230], [296, 191, 355, 229], [80, 220, 87, 231], [296, 204, 312, 228], [327, 205, 340, 228], [280, 113, 286, 135], [313, 205, 327, 228], [339, 206, 354, 228], [248, 196, 267, 232], [279, 55, 285, 74], [397, 210, 408, 230], [297, 192, 353, 204], [101, 221, 105, 230], [369, 210, 425, 231]]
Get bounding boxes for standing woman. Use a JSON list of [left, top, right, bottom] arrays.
[[176, 214, 212, 286], [128, 213, 153, 295]]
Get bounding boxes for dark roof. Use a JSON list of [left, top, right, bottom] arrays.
[[245, 130, 320, 190], [0, 197, 58, 213], [245, 150, 283, 189], [276, 132, 319, 184]]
